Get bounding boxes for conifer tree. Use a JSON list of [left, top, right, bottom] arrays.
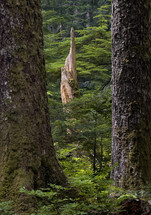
[[111, 0, 151, 188], [43, 0, 112, 172], [0, 0, 67, 208]]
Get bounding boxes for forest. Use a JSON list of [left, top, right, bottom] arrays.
[[0, 0, 151, 214]]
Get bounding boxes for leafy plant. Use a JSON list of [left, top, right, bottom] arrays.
[[0, 201, 15, 215], [21, 157, 121, 215], [117, 193, 137, 204]]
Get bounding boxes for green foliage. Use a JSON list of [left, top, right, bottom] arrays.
[[0, 201, 15, 215], [37, 1, 115, 214], [134, 185, 151, 200], [42, 0, 111, 86], [117, 193, 137, 204], [19, 155, 138, 215], [42, 0, 109, 33], [61, 88, 112, 172], [43, 0, 112, 176], [22, 160, 120, 215], [76, 26, 111, 88]]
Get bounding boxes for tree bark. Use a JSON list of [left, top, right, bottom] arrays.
[[0, 0, 67, 202], [111, 0, 151, 188]]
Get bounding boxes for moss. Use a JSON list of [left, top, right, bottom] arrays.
[[68, 78, 75, 87], [6, 159, 18, 175], [126, 130, 136, 140], [0, 0, 67, 214]]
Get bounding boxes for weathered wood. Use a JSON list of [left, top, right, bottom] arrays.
[[61, 28, 79, 104]]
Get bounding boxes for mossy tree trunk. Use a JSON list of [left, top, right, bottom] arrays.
[[0, 0, 67, 202], [111, 0, 151, 189]]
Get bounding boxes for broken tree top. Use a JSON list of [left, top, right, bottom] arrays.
[[61, 27, 79, 104]]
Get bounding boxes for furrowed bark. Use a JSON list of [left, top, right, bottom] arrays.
[[0, 0, 67, 206], [111, 0, 151, 188]]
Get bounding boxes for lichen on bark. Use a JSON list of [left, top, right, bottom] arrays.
[[111, 0, 151, 189]]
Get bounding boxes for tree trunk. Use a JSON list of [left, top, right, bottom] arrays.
[[61, 27, 79, 104], [93, 134, 97, 174], [100, 137, 103, 172], [111, 0, 151, 189], [0, 0, 67, 202]]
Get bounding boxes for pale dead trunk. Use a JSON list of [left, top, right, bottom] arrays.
[[61, 28, 79, 104]]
